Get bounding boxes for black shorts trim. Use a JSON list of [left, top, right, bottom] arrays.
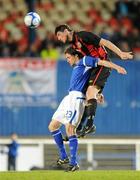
[[88, 66, 111, 91]]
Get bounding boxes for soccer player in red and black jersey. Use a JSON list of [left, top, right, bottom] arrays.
[[55, 24, 133, 137]]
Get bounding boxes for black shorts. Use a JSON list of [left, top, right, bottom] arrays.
[[88, 66, 111, 92]]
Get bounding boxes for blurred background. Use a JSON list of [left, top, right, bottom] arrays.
[[0, 0, 140, 171]]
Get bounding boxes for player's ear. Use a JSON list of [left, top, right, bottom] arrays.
[[75, 54, 78, 58], [64, 29, 68, 34]]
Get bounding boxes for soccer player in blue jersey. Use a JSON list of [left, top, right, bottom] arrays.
[[48, 47, 126, 171]]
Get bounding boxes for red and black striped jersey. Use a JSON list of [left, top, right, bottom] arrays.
[[71, 31, 108, 60]]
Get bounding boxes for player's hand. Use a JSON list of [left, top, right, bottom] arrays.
[[117, 67, 127, 74], [97, 93, 104, 104], [120, 52, 133, 60]]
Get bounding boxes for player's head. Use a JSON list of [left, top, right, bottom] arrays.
[[64, 46, 83, 66], [11, 133, 18, 140], [55, 24, 73, 43]]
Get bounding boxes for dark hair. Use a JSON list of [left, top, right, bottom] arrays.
[[64, 46, 83, 59], [55, 24, 72, 35]]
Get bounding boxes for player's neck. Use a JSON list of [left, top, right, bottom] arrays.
[[74, 57, 79, 65]]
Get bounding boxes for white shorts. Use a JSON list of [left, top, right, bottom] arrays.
[[52, 91, 86, 126]]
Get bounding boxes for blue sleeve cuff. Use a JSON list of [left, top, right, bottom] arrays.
[[95, 58, 99, 67]]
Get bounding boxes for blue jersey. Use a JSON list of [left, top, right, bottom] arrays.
[[69, 56, 99, 94], [8, 140, 20, 157]]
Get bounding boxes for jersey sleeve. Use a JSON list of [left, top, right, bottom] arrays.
[[78, 31, 101, 47], [82, 56, 99, 67]]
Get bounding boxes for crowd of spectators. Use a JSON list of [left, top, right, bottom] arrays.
[[0, 0, 140, 60]]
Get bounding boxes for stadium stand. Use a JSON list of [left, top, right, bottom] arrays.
[[0, 0, 139, 58]]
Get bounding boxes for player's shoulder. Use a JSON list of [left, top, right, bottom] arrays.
[[76, 56, 85, 65], [76, 31, 95, 40], [76, 31, 91, 36], [78, 56, 89, 64]]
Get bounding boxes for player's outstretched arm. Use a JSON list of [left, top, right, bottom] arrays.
[[99, 38, 133, 60], [98, 60, 127, 75]]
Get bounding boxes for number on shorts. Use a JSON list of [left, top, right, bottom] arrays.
[[66, 110, 72, 118]]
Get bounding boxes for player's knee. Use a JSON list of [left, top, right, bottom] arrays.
[[66, 124, 76, 136], [48, 120, 59, 132], [86, 86, 100, 100], [48, 122, 53, 132]]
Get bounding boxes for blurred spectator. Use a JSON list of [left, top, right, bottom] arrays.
[[7, 133, 20, 171], [130, 28, 140, 49], [40, 42, 60, 61], [0, 133, 20, 171], [115, 1, 129, 17], [0, 0, 139, 58]]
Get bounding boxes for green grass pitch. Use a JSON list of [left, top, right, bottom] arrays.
[[0, 170, 140, 180]]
